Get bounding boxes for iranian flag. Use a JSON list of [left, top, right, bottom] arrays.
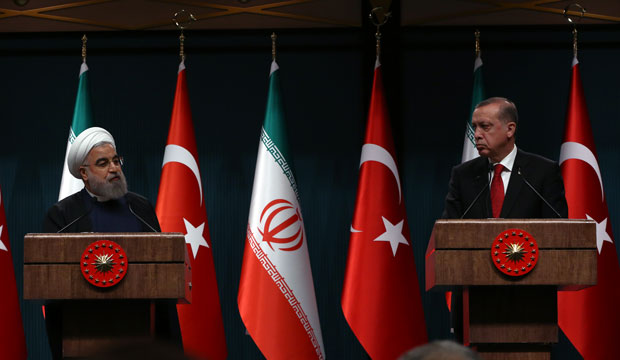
[[58, 61, 93, 200], [156, 62, 227, 360], [342, 59, 427, 360], [0, 185, 27, 360], [462, 53, 485, 163], [238, 61, 325, 359], [558, 56, 620, 359]]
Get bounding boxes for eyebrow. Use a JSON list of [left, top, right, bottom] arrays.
[[95, 155, 119, 162]]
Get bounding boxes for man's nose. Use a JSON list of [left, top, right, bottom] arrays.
[[108, 162, 121, 172]]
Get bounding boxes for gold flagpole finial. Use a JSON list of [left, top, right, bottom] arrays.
[[271, 32, 277, 61], [369, 4, 391, 60], [81, 34, 87, 62], [173, 9, 196, 62], [179, 31, 185, 62], [375, 28, 381, 60], [474, 29, 481, 58], [563, 3, 586, 59], [572, 27, 578, 58]]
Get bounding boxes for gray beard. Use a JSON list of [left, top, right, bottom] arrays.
[[87, 171, 128, 200]]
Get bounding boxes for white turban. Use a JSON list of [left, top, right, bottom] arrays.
[[67, 127, 116, 179]]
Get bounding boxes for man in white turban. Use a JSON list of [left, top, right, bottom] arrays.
[[43, 127, 160, 233], [42, 128, 179, 359]]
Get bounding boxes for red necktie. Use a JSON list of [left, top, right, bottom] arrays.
[[491, 164, 505, 218]]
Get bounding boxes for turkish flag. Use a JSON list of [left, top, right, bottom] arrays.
[[156, 62, 227, 360], [341, 61, 427, 360], [558, 58, 620, 359], [0, 185, 27, 360]]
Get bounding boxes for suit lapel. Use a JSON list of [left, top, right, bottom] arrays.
[[500, 150, 528, 218]]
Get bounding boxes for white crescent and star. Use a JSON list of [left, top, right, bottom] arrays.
[[162, 144, 208, 257], [586, 214, 613, 254], [183, 218, 209, 258], [162, 144, 203, 206], [351, 143, 409, 256], [0, 225, 6, 252], [560, 141, 613, 254], [559, 141, 604, 201], [373, 217, 409, 257]]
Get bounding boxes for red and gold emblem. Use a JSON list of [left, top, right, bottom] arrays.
[[491, 229, 538, 277], [80, 240, 128, 287]]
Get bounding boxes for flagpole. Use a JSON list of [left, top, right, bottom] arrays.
[[563, 3, 585, 61], [173, 9, 196, 63], [369, 4, 391, 61], [271, 32, 277, 61], [474, 29, 480, 58], [81, 34, 87, 63]]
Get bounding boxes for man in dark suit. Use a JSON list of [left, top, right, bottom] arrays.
[[443, 97, 568, 219], [441, 97, 568, 344], [43, 127, 160, 233]]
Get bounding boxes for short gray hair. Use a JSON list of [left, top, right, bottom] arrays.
[[475, 97, 518, 126]]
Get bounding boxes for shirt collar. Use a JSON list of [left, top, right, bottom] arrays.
[[490, 144, 517, 172]]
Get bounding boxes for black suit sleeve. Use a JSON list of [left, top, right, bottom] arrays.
[[442, 166, 463, 219], [540, 161, 569, 218]]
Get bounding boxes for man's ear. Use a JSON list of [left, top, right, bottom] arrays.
[[80, 167, 88, 182], [506, 122, 516, 138]]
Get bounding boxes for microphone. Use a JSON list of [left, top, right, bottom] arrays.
[[57, 210, 90, 233], [460, 163, 493, 219], [517, 167, 562, 218], [128, 203, 158, 232]]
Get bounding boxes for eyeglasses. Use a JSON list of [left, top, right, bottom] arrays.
[[82, 156, 124, 170]]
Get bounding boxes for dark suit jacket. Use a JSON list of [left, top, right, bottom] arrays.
[[442, 149, 568, 219], [43, 188, 161, 233]]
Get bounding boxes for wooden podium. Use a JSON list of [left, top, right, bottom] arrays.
[[23, 232, 190, 359], [425, 219, 597, 360]]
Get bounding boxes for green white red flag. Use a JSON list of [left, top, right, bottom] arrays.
[[462, 54, 485, 163], [0, 185, 27, 360], [238, 61, 325, 359], [58, 61, 94, 200], [342, 60, 428, 360], [156, 62, 227, 360], [558, 57, 620, 360]]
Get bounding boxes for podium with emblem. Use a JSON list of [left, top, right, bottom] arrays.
[[425, 219, 596, 360], [23, 232, 190, 358]]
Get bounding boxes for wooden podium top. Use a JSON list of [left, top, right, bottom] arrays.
[[23, 232, 190, 301], [425, 219, 597, 290]]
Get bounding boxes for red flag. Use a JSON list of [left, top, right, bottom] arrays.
[[156, 62, 227, 360], [558, 58, 620, 359], [0, 185, 27, 360], [342, 61, 428, 360]]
